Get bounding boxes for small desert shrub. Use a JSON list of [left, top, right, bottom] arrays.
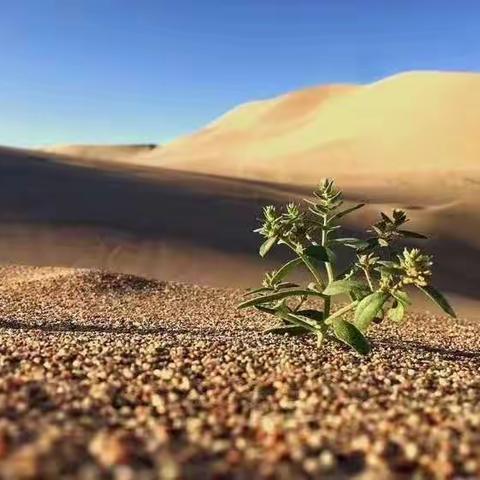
[[238, 179, 455, 355]]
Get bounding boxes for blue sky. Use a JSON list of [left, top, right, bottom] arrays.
[[1, 0, 479, 147]]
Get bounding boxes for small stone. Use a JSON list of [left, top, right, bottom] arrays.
[[88, 431, 133, 468]]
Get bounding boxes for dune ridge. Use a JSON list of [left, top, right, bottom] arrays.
[[147, 70, 480, 182]]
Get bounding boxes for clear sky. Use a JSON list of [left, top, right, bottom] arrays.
[[1, 0, 479, 147]]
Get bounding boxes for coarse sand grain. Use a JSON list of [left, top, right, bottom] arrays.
[[0, 266, 479, 479]]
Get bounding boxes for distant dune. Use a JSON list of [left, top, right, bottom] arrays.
[[148, 71, 480, 182], [1, 70, 480, 317]]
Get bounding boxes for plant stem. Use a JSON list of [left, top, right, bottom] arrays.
[[363, 268, 374, 292], [324, 302, 357, 325], [301, 255, 325, 289], [293, 295, 307, 312], [325, 263, 334, 283], [283, 239, 325, 289], [321, 215, 334, 317]]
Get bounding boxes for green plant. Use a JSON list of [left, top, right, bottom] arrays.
[[238, 179, 455, 355]]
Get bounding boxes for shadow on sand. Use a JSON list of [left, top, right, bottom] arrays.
[[373, 338, 480, 361], [1, 317, 479, 361], [0, 318, 251, 338]]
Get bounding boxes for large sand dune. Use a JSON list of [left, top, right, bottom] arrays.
[[149, 71, 480, 181], [1, 71, 480, 317]]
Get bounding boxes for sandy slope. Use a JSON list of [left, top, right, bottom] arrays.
[[140, 70, 479, 316], [149, 71, 480, 180], [1, 71, 480, 316], [0, 144, 478, 318], [143, 71, 480, 274], [0, 145, 296, 287], [0, 266, 479, 479]]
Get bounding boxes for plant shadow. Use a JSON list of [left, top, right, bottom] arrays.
[[2, 315, 479, 362], [0, 318, 244, 337], [373, 338, 480, 361]]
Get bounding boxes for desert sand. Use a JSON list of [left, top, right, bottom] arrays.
[[0, 266, 479, 479], [144, 71, 480, 318], [2, 71, 480, 316], [1, 70, 480, 478], [0, 142, 478, 318], [147, 71, 480, 178]]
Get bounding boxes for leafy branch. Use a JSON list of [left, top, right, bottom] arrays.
[[238, 179, 455, 355]]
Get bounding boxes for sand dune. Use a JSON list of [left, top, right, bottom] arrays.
[[136, 70, 480, 316], [149, 71, 480, 181], [1, 71, 480, 317], [0, 144, 479, 318], [0, 145, 298, 287]]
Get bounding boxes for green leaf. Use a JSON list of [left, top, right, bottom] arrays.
[[375, 264, 402, 275], [330, 238, 370, 250], [330, 203, 365, 220], [243, 286, 272, 297], [418, 285, 456, 317], [238, 289, 326, 309], [358, 237, 379, 252], [304, 245, 329, 262], [377, 260, 395, 267], [354, 292, 389, 331], [259, 236, 277, 257], [350, 285, 372, 302], [329, 237, 359, 244], [264, 325, 310, 336], [392, 290, 411, 307], [398, 230, 428, 240], [332, 318, 371, 355], [295, 309, 324, 322], [277, 282, 300, 289], [276, 311, 318, 330], [243, 282, 298, 297], [323, 279, 365, 296], [388, 301, 405, 323], [270, 258, 303, 284], [381, 212, 393, 222]]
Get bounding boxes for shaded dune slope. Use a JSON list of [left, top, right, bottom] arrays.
[[0, 146, 300, 286], [0, 146, 479, 318]]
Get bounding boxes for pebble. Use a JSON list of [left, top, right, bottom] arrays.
[[0, 266, 479, 479]]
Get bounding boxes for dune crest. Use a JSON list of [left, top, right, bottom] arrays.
[[148, 71, 480, 182]]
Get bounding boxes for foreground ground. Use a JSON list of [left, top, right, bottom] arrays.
[[0, 266, 479, 479]]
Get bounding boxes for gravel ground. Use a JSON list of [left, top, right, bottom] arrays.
[[0, 266, 479, 480]]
